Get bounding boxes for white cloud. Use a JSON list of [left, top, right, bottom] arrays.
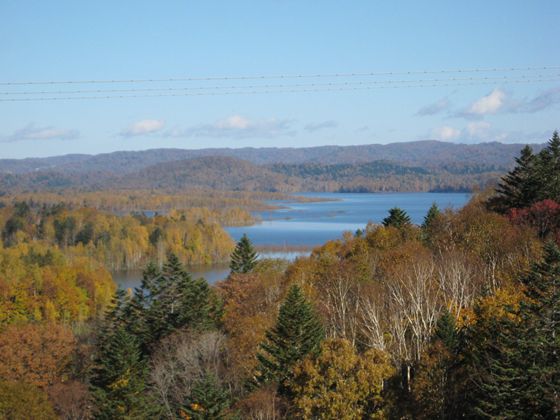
[[432, 125, 461, 141], [2, 124, 79, 142], [304, 120, 338, 132], [467, 89, 506, 116], [166, 115, 296, 139], [120, 119, 165, 137]]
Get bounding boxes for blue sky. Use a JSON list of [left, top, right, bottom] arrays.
[[1, 0, 559, 158]]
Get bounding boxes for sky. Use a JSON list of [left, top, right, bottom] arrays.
[[0, 0, 559, 158]]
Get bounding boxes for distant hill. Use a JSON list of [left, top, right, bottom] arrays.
[[0, 140, 542, 175], [111, 156, 297, 192], [0, 141, 541, 193]]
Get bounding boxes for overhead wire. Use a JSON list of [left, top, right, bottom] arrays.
[[1, 73, 559, 96], [1, 76, 559, 102], [1, 66, 559, 86]]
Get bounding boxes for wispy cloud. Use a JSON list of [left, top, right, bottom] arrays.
[[2, 124, 79, 142], [416, 97, 450, 116], [304, 120, 338, 132], [166, 115, 296, 139], [512, 87, 560, 113], [120, 119, 165, 137]]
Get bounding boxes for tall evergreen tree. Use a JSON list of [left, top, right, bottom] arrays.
[[143, 253, 215, 347], [537, 130, 560, 202], [91, 326, 155, 419], [422, 203, 441, 231], [181, 374, 233, 420], [464, 242, 560, 418], [518, 241, 560, 417], [230, 234, 258, 274], [489, 144, 539, 212], [433, 308, 458, 352], [382, 207, 412, 228], [254, 285, 324, 390]]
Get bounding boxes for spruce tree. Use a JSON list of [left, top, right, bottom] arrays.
[[537, 130, 560, 202], [489, 144, 539, 212], [230, 234, 258, 274], [382, 207, 412, 228], [91, 326, 155, 419], [518, 241, 560, 416], [465, 242, 560, 418], [181, 375, 232, 419], [144, 253, 215, 346], [433, 308, 458, 351], [422, 203, 441, 231], [254, 284, 324, 389]]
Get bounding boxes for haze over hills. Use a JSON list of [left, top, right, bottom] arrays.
[[0, 140, 540, 193], [0, 140, 541, 175]]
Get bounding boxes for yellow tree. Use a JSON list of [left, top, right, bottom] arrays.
[[289, 338, 394, 420]]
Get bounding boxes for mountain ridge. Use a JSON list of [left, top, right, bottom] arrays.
[[0, 140, 543, 175]]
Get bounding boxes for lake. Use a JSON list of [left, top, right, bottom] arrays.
[[114, 192, 470, 289], [226, 192, 471, 246]]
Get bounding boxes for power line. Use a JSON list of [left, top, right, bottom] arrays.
[[1, 66, 559, 86], [1, 76, 558, 102], [2, 73, 558, 96]]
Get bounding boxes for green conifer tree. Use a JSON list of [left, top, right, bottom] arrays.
[[181, 375, 233, 419], [422, 203, 441, 231], [518, 241, 560, 417], [254, 285, 324, 391], [465, 242, 560, 418], [91, 326, 156, 419], [144, 253, 215, 346], [229, 234, 258, 274], [537, 130, 560, 202], [433, 308, 458, 351], [382, 207, 412, 228], [489, 144, 539, 212]]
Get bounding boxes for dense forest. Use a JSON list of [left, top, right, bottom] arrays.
[[0, 132, 558, 418], [0, 141, 538, 194]]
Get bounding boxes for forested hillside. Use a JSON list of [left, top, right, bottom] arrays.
[[0, 140, 540, 175], [0, 140, 541, 194], [1, 155, 505, 193]]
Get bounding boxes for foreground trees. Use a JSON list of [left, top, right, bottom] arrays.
[[254, 284, 324, 388], [289, 339, 394, 419]]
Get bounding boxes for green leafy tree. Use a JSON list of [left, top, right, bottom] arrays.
[[230, 234, 258, 274], [254, 285, 324, 391], [382, 207, 412, 228]]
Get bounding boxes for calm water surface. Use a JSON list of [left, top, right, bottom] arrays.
[[114, 192, 470, 288], [226, 192, 470, 246]]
